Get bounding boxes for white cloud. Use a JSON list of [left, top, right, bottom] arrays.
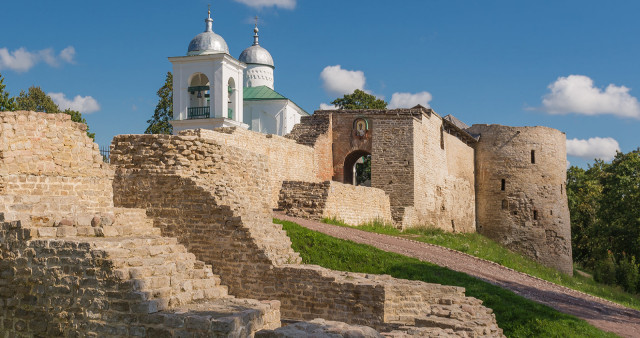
[[0, 46, 76, 72], [542, 75, 640, 118], [233, 0, 296, 9], [48, 92, 100, 114], [59, 46, 76, 64], [319, 103, 337, 110], [388, 91, 433, 109], [566, 137, 619, 161], [320, 65, 366, 97]]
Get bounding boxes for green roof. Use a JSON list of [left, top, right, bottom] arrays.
[[243, 86, 287, 100]]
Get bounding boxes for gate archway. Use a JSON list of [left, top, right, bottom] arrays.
[[343, 150, 371, 186]]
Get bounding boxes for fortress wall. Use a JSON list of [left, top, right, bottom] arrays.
[[179, 128, 320, 208], [278, 180, 392, 226], [0, 111, 113, 225], [329, 113, 373, 182], [467, 124, 572, 274], [410, 115, 476, 232], [285, 113, 334, 181], [112, 134, 501, 333], [371, 116, 416, 222]]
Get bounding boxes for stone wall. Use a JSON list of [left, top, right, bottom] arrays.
[[289, 109, 476, 231], [112, 133, 502, 334], [180, 127, 320, 208], [410, 114, 476, 232], [286, 113, 333, 181], [0, 111, 113, 225], [0, 214, 281, 337], [278, 180, 393, 226], [467, 124, 573, 275]]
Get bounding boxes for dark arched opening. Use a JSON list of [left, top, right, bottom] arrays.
[[343, 150, 371, 186]]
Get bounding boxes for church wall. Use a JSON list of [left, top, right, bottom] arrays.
[[178, 127, 320, 208], [467, 124, 572, 275], [0, 111, 114, 225], [410, 115, 475, 232]]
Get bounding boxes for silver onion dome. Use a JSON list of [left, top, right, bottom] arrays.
[[238, 24, 274, 67], [187, 10, 229, 56]]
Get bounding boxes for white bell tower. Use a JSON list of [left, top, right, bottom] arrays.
[[169, 8, 248, 134]]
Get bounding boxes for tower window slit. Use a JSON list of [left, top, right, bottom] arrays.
[[502, 200, 508, 210], [533, 210, 538, 220], [531, 150, 536, 164], [501, 179, 505, 191]]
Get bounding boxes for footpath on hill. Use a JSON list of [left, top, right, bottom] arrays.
[[274, 212, 640, 338]]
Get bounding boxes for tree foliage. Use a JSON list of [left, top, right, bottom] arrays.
[[331, 89, 387, 109], [14, 86, 94, 139], [146, 72, 173, 135], [0, 72, 15, 111], [568, 149, 640, 292]]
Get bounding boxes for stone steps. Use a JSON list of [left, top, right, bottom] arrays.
[[26, 208, 235, 314]]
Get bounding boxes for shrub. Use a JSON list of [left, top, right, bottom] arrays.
[[616, 254, 639, 293], [593, 252, 617, 285]]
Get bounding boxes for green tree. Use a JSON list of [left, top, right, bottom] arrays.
[[0, 72, 15, 111], [145, 72, 173, 134], [15, 86, 60, 113], [598, 149, 640, 260], [331, 89, 387, 109], [566, 162, 606, 265], [14, 86, 95, 139]]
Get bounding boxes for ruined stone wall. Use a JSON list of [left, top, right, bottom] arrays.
[[0, 216, 281, 337], [410, 115, 476, 232], [179, 127, 320, 208], [285, 113, 333, 181], [112, 134, 501, 333], [0, 111, 113, 225], [467, 124, 572, 275], [278, 180, 392, 226]]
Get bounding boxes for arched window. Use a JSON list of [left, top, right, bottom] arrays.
[[188, 73, 210, 119], [227, 78, 236, 119]]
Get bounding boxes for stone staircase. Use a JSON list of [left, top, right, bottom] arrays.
[[0, 208, 281, 336]]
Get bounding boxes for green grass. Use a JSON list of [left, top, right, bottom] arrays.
[[322, 217, 640, 312], [276, 219, 617, 337]]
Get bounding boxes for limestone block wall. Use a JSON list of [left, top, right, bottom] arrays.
[[466, 124, 572, 275], [410, 115, 476, 232], [285, 113, 334, 181], [0, 111, 113, 225], [180, 127, 320, 208], [112, 134, 502, 334], [278, 180, 392, 226]]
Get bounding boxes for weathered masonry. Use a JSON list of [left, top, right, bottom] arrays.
[[0, 111, 503, 336], [281, 107, 573, 275]]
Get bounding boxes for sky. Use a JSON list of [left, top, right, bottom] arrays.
[[1, 0, 639, 168]]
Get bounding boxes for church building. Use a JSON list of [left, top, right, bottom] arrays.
[[169, 10, 308, 136]]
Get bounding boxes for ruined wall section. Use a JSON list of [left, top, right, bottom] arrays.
[[285, 113, 333, 181], [467, 124, 572, 275], [111, 134, 301, 267], [112, 134, 502, 334], [0, 111, 113, 225], [179, 127, 320, 208], [278, 180, 392, 226], [410, 115, 476, 232]]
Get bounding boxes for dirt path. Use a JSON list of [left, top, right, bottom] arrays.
[[274, 212, 640, 338]]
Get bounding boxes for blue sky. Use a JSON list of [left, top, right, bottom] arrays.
[[1, 0, 639, 167]]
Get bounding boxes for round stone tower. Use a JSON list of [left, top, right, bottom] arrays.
[[466, 124, 572, 275]]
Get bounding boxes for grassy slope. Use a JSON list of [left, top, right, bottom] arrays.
[[322, 218, 640, 312], [276, 219, 617, 338]]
